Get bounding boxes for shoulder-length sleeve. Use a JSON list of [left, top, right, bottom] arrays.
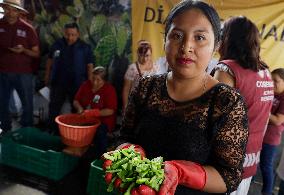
[[211, 88, 249, 193]]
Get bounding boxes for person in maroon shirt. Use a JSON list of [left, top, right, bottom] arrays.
[[214, 16, 274, 195], [260, 68, 284, 195], [0, 0, 40, 133]]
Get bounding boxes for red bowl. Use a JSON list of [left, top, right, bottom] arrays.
[[55, 114, 100, 147]]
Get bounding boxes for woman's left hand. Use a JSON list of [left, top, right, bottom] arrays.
[[158, 161, 207, 195], [158, 162, 179, 195]]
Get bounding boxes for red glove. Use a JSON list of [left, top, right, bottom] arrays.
[[121, 144, 146, 158], [131, 185, 156, 195], [158, 160, 207, 195], [104, 172, 113, 184], [102, 159, 112, 170], [83, 109, 100, 118]]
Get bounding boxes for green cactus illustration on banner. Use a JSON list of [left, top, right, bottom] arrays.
[[32, 0, 131, 110], [33, 0, 131, 69]]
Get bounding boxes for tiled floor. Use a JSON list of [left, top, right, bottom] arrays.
[[0, 163, 85, 195], [0, 179, 47, 195], [0, 148, 48, 195]]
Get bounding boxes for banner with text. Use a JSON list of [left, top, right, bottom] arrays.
[[131, 0, 284, 70]]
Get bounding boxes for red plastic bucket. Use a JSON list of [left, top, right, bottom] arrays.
[[55, 114, 100, 147]]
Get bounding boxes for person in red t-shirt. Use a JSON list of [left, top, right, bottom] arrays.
[[69, 66, 117, 157], [260, 68, 284, 195], [74, 66, 117, 133]]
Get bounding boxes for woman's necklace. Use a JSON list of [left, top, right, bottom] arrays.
[[166, 72, 209, 96], [202, 73, 208, 93]]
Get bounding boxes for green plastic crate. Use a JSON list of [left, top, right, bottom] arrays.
[[87, 160, 122, 195], [0, 127, 79, 181]]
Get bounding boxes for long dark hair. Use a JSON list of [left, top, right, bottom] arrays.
[[219, 16, 268, 71]]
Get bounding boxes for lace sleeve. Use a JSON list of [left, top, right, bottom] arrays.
[[211, 89, 249, 193], [119, 76, 153, 143]]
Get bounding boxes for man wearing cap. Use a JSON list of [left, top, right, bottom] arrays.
[[0, 0, 40, 133]]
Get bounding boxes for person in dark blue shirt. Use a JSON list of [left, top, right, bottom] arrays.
[[44, 22, 94, 134]]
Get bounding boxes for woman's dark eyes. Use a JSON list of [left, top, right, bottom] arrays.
[[171, 32, 183, 40], [195, 35, 206, 41], [170, 33, 206, 41]]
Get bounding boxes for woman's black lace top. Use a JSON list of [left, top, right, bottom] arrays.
[[120, 74, 249, 194]]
